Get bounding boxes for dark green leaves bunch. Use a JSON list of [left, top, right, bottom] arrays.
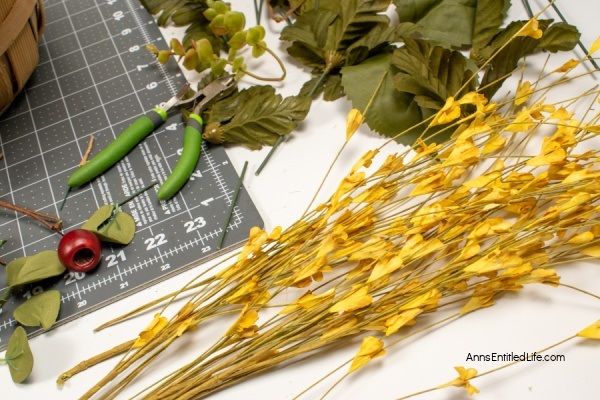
[[280, 0, 580, 143]]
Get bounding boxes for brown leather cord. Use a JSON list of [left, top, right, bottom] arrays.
[[0, 0, 44, 116]]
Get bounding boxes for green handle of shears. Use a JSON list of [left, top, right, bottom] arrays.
[[68, 109, 167, 188], [157, 114, 203, 201]]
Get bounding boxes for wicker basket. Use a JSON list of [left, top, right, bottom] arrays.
[[0, 0, 45, 116]]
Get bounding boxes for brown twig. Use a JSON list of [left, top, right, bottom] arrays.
[[0, 199, 63, 233], [79, 135, 96, 166]]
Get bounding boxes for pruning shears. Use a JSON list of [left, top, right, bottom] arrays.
[[67, 75, 237, 200]]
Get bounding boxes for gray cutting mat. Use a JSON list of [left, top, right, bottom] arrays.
[[0, 0, 262, 349]]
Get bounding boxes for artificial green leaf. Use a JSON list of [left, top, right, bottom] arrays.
[[538, 22, 580, 53], [140, 0, 208, 26], [81, 205, 136, 245], [325, 0, 391, 53], [205, 86, 312, 149], [13, 290, 61, 331], [281, 9, 338, 69], [205, 86, 269, 125], [281, 0, 400, 72], [346, 22, 418, 66], [393, 0, 477, 47], [6, 251, 65, 288], [341, 53, 424, 143], [5, 326, 34, 383], [471, 0, 511, 59], [392, 38, 477, 110], [300, 73, 345, 101], [269, 0, 322, 16]]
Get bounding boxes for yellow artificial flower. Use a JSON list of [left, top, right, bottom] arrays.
[[577, 320, 600, 339], [441, 139, 480, 167], [460, 292, 495, 315], [398, 289, 441, 312], [330, 285, 373, 313], [506, 108, 535, 132], [482, 134, 507, 154], [409, 170, 447, 196], [226, 306, 259, 338], [348, 336, 386, 373], [281, 288, 336, 314], [321, 315, 360, 340], [553, 59, 580, 73], [567, 232, 595, 245], [368, 254, 404, 282], [385, 309, 422, 336], [588, 36, 600, 55], [351, 149, 379, 173], [132, 313, 169, 348], [431, 97, 461, 126], [527, 140, 566, 166], [580, 246, 600, 257], [437, 366, 480, 396], [346, 108, 364, 141], [515, 81, 534, 105], [516, 18, 543, 39]]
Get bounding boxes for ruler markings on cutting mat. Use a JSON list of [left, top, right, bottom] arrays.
[[0, 0, 263, 348]]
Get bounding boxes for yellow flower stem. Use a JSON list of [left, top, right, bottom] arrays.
[[56, 339, 136, 385], [396, 333, 578, 400]]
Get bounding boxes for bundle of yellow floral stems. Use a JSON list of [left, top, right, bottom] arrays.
[[59, 22, 600, 400]]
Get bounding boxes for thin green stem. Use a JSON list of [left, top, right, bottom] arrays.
[[59, 187, 71, 211], [256, 136, 285, 176], [547, 0, 600, 71], [118, 181, 158, 207], [217, 161, 248, 249], [521, 0, 534, 18], [309, 71, 329, 97]]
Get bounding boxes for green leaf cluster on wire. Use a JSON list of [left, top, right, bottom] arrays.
[[143, 0, 273, 79], [280, 0, 580, 143], [1, 251, 64, 382], [81, 205, 136, 245]]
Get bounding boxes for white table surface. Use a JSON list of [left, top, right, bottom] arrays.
[[2, 1, 600, 399]]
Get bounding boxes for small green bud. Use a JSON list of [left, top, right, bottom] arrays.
[[211, 58, 227, 76], [209, 14, 228, 36], [224, 12, 246, 34], [213, 1, 229, 15], [157, 50, 171, 64], [228, 31, 247, 50], [195, 39, 215, 64], [232, 56, 246, 72], [203, 8, 217, 21], [182, 48, 198, 70], [146, 43, 160, 55], [228, 47, 237, 62], [252, 40, 267, 58], [246, 26, 265, 46], [170, 38, 185, 56]]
